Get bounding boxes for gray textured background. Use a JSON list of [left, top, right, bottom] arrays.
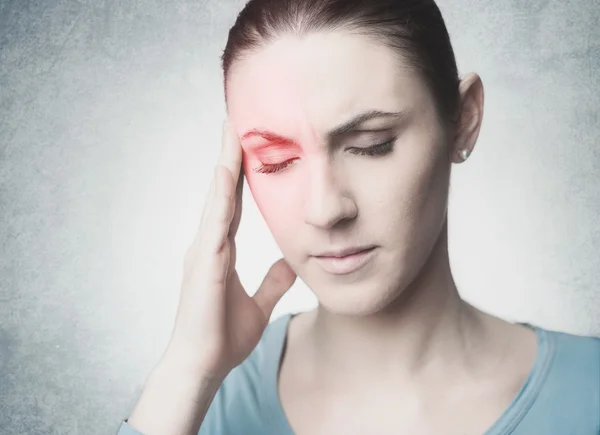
[[0, 1, 598, 434]]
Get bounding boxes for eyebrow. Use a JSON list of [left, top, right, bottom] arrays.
[[241, 110, 407, 148]]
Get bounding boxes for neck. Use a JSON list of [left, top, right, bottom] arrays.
[[307, 220, 485, 383]]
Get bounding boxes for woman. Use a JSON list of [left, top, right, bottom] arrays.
[[118, 0, 600, 434]]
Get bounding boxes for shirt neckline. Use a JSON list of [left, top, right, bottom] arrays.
[[260, 314, 556, 435]]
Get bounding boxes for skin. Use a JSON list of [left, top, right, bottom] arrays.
[[225, 30, 538, 433]]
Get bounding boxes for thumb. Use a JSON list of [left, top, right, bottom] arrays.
[[253, 258, 297, 320]]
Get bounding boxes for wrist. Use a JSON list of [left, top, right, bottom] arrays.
[[151, 351, 225, 399], [160, 339, 230, 382]]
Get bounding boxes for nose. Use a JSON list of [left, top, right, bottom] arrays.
[[303, 162, 357, 229]]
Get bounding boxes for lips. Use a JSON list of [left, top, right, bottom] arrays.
[[313, 246, 377, 275], [314, 245, 376, 258]]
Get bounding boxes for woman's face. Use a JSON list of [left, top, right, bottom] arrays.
[[226, 30, 453, 315]]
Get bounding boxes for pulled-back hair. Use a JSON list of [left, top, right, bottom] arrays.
[[221, 0, 461, 124]]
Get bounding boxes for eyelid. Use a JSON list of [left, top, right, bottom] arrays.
[[253, 148, 298, 161], [348, 138, 395, 150], [253, 157, 298, 174], [253, 151, 298, 170], [349, 140, 390, 149]]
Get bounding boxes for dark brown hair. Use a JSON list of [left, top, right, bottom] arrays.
[[221, 0, 461, 124]]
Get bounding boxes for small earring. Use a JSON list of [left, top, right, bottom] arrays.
[[459, 149, 470, 161]]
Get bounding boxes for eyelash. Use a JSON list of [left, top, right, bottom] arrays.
[[253, 140, 395, 174]]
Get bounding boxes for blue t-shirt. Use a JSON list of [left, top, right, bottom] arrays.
[[117, 313, 600, 434]]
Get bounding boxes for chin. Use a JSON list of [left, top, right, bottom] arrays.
[[301, 261, 412, 317], [316, 291, 397, 317]]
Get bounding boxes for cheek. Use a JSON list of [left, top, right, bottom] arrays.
[[361, 148, 446, 232], [243, 160, 304, 241]]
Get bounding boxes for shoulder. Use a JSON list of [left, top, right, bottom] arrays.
[[198, 314, 292, 435], [544, 328, 600, 381], [533, 327, 600, 428]]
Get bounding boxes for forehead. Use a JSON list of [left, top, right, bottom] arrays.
[[226, 30, 427, 139]]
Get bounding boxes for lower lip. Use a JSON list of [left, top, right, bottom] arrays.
[[314, 247, 377, 275]]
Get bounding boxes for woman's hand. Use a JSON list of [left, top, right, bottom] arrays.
[[126, 121, 296, 434], [166, 120, 297, 380]]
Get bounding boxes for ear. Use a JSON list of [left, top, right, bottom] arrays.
[[450, 73, 484, 164]]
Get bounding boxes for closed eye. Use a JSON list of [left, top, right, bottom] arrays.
[[253, 158, 299, 174], [348, 140, 394, 156], [253, 139, 395, 174]]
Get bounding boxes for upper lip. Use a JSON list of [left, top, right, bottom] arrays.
[[313, 245, 376, 258]]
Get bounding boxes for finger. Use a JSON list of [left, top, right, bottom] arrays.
[[192, 120, 240, 249], [198, 168, 218, 234], [253, 259, 297, 321], [219, 120, 243, 189], [203, 165, 237, 255], [227, 167, 244, 239], [186, 122, 242, 265]]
